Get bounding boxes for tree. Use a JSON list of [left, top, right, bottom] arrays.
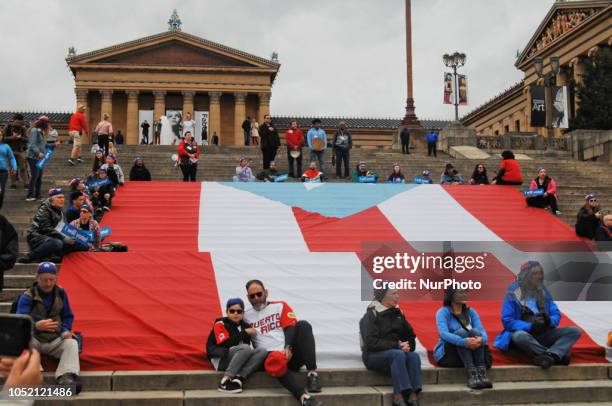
[[572, 47, 612, 130]]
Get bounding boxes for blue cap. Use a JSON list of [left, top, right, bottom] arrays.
[[226, 297, 245, 309], [48, 188, 64, 198], [37, 262, 58, 275], [585, 194, 596, 201], [80, 204, 93, 213]]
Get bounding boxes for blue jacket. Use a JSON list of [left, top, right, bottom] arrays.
[[0, 144, 17, 172], [433, 306, 488, 362], [306, 128, 327, 150], [16, 286, 74, 335], [27, 128, 46, 159], [493, 281, 560, 351], [427, 132, 438, 143]]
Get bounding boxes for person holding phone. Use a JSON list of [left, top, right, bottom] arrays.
[[206, 298, 267, 393], [15, 262, 81, 388]]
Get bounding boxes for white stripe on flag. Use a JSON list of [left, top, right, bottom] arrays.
[[378, 185, 502, 242], [198, 182, 308, 252], [211, 250, 433, 368]]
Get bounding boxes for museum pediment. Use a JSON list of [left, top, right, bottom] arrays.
[[96, 40, 253, 67], [67, 30, 280, 72], [516, 1, 610, 68]]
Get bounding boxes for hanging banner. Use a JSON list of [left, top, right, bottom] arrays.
[[165, 110, 183, 143], [530, 85, 546, 128], [458, 74, 468, 106], [551, 86, 569, 129], [443, 73, 454, 105], [194, 111, 209, 144]]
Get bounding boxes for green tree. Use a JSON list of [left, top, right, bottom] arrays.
[[572, 47, 612, 130]]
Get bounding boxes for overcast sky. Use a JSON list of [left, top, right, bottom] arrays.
[[0, 0, 555, 120]]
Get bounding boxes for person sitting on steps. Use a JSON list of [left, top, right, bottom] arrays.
[[434, 288, 493, 390], [206, 298, 267, 394], [526, 168, 561, 215], [494, 261, 581, 369]]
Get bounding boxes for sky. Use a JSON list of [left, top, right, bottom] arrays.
[[0, 0, 556, 120]]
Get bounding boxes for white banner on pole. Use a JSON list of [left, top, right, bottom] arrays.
[[195, 111, 209, 145]]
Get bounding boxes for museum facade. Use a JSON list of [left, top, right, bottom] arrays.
[[66, 13, 280, 145], [462, 0, 611, 137]]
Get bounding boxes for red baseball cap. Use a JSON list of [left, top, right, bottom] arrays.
[[264, 351, 288, 378]]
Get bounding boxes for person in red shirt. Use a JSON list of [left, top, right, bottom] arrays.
[[177, 133, 200, 182], [285, 120, 304, 178], [301, 162, 323, 183], [68, 105, 89, 166], [492, 150, 523, 185]]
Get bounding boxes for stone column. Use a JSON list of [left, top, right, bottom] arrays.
[[153, 90, 166, 123], [126, 90, 139, 145], [75, 88, 89, 143], [258, 92, 270, 124], [100, 89, 113, 120], [208, 92, 222, 145], [234, 92, 247, 146], [182, 91, 195, 117], [571, 57, 586, 114]]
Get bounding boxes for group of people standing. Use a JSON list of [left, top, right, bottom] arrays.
[[241, 117, 355, 180], [0, 113, 60, 205]]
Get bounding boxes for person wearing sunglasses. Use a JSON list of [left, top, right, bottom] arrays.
[[469, 164, 489, 185], [575, 194, 606, 239], [69, 204, 101, 251], [205, 298, 266, 394], [244, 280, 322, 406]]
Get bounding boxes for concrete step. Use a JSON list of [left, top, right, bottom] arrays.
[[0, 288, 23, 302], [3, 274, 35, 288], [34, 379, 612, 405], [26, 365, 612, 392], [0, 302, 11, 313], [4, 264, 61, 275]]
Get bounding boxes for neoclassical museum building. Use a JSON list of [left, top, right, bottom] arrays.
[[462, 0, 611, 137], [66, 11, 280, 146]]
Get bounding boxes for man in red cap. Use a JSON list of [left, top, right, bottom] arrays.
[[68, 105, 89, 166], [244, 280, 322, 406]]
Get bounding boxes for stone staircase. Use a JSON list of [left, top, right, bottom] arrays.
[[1, 145, 610, 404], [0, 364, 602, 405]]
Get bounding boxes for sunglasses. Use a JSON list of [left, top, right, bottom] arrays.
[[589, 199, 598, 202], [228, 309, 244, 315], [248, 292, 264, 300]]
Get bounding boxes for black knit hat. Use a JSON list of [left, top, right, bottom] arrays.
[[373, 286, 389, 302]]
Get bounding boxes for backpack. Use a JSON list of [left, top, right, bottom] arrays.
[[10, 286, 35, 314]]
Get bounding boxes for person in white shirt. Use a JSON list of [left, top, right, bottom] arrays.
[[244, 280, 322, 406], [182, 112, 196, 141]]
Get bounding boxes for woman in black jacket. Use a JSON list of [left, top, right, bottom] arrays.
[[129, 157, 152, 181], [469, 163, 489, 185], [206, 298, 267, 393], [360, 287, 422, 406], [575, 194, 605, 239]]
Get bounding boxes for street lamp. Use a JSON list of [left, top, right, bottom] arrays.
[[534, 55, 561, 157], [443, 52, 467, 121]]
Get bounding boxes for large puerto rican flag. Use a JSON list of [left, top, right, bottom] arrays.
[[59, 182, 612, 371]]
